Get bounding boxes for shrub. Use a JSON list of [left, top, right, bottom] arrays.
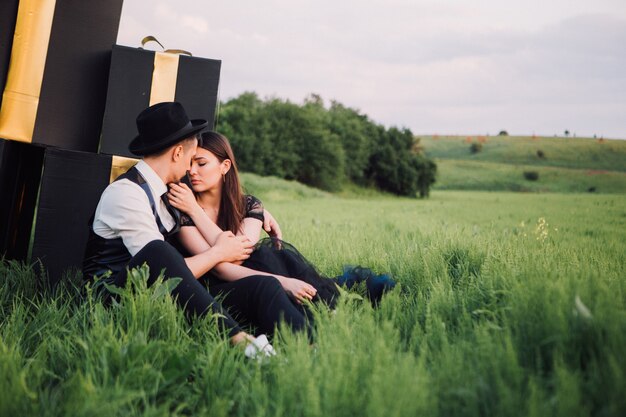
[[469, 143, 483, 154], [498, 130, 508, 136], [536, 150, 545, 159], [523, 171, 539, 181]]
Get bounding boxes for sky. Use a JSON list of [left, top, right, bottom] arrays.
[[117, 0, 626, 139]]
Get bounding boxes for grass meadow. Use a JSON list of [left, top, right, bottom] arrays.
[[420, 135, 626, 193], [1, 176, 625, 417]]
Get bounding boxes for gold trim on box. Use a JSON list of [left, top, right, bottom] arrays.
[[0, 0, 56, 142], [149, 52, 179, 106], [110, 155, 139, 183]]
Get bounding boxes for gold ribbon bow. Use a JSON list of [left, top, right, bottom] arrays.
[[140, 36, 192, 106], [140, 36, 192, 57]]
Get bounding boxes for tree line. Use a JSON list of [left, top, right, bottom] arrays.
[[216, 92, 436, 197]]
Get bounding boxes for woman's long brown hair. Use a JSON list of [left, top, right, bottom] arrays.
[[198, 131, 245, 234]]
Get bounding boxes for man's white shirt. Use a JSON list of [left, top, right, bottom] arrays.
[[92, 160, 176, 256]]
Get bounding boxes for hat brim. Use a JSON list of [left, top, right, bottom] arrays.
[[128, 119, 208, 156]]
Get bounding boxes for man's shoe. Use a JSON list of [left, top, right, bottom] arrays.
[[244, 334, 276, 361]]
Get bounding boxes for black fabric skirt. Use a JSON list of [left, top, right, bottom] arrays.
[[239, 238, 340, 309]]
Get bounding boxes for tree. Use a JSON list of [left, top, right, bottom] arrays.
[[328, 101, 374, 184], [217, 92, 437, 197]]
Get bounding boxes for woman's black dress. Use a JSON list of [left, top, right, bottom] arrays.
[[238, 195, 340, 307], [242, 237, 340, 308]]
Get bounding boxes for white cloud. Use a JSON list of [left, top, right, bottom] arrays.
[[181, 15, 209, 34]]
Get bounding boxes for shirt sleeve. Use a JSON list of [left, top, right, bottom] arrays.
[[95, 180, 164, 256]]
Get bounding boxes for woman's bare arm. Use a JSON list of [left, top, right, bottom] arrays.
[[177, 224, 269, 280], [168, 182, 223, 246], [238, 218, 263, 244], [183, 231, 252, 278], [168, 183, 315, 300]]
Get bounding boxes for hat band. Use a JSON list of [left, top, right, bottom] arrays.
[[146, 120, 193, 143], [166, 120, 193, 137]]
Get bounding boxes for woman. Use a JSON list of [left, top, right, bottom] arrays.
[[167, 131, 392, 336], [167, 131, 335, 337]]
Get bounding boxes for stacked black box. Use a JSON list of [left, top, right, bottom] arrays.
[[0, 0, 123, 283], [0, 138, 44, 260], [31, 148, 112, 284], [0, 0, 123, 152], [0, 0, 20, 108], [100, 45, 221, 158]]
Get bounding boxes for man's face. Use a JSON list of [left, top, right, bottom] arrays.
[[176, 139, 198, 179]]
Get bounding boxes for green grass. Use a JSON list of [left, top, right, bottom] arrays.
[[418, 135, 626, 193], [420, 135, 626, 172], [433, 159, 626, 193], [2, 179, 626, 416]]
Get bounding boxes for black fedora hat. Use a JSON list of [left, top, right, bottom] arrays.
[[128, 102, 208, 156]]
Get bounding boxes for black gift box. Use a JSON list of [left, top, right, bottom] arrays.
[[30, 148, 112, 284], [100, 45, 222, 158], [0, 0, 19, 108], [0, 0, 123, 152], [0, 138, 44, 260]]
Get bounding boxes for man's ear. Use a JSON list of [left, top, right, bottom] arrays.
[[172, 144, 184, 162]]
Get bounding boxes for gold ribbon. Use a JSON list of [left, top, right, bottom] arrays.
[[141, 36, 193, 106], [110, 155, 139, 183], [0, 0, 56, 142], [150, 52, 179, 105]]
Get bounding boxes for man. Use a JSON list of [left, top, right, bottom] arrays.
[[83, 102, 272, 354]]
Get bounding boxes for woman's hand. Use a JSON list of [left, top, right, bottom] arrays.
[[167, 182, 201, 216], [263, 209, 282, 240], [277, 277, 317, 304], [212, 231, 254, 263]]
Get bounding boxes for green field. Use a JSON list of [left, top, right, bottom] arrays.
[[420, 135, 626, 193], [2, 176, 625, 417]]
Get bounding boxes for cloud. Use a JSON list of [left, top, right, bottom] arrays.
[[117, 1, 626, 138], [154, 3, 209, 35], [181, 15, 209, 34]]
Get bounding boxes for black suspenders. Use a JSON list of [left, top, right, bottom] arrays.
[[116, 167, 179, 236]]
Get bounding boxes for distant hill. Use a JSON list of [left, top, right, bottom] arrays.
[[420, 135, 626, 193]]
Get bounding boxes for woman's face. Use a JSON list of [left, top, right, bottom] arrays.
[[189, 147, 229, 193]]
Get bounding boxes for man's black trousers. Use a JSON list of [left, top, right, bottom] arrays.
[[106, 240, 308, 337]]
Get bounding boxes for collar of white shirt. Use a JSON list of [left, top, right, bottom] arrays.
[[134, 160, 168, 199]]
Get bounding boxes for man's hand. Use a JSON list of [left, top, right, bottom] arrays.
[[212, 231, 254, 263], [263, 209, 282, 240]]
